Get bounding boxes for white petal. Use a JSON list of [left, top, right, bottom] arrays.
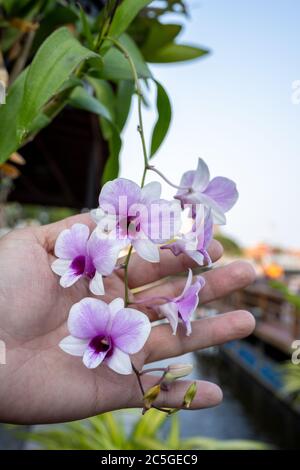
[[105, 347, 132, 375], [92, 210, 118, 235], [51, 258, 71, 276], [89, 271, 105, 296], [60, 270, 82, 288], [192, 158, 210, 191], [83, 348, 106, 369], [59, 336, 88, 356], [180, 268, 193, 297], [188, 251, 205, 266], [159, 303, 179, 335], [132, 238, 160, 263], [194, 193, 226, 225], [90, 207, 106, 224], [140, 181, 162, 204], [55, 224, 89, 259], [109, 298, 124, 315]]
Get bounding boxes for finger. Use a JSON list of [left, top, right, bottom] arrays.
[[131, 376, 223, 410], [37, 213, 96, 252], [134, 260, 256, 307], [146, 310, 255, 363], [121, 239, 223, 289]]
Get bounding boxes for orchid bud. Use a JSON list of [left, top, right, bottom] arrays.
[[161, 363, 193, 391], [182, 381, 197, 408], [143, 384, 161, 410]]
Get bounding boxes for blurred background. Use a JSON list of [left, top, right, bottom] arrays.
[[0, 0, 299, 450]]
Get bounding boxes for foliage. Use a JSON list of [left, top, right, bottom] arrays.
[[279, 362, 300, 405], [269, 280, 300, 311], [0, 0, 209, 183], [214, 233, 243, 256], [25, 408, 269, 450]]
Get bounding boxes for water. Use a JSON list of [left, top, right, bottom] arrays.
[[153, 350, 295, 448]]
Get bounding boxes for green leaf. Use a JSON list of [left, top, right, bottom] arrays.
[[100, 34, 152, 80], [108, 0, 152, 40], [116, 80, 134, 131], [87, 77, 116, 122], [69, 83, 122, 185], [142, 21, 182, 59], [18, 27, 100, 140], [147, 43, 209, 63], [68, 86, 113, 123], [79, 4, 94, 50], [31, 4, 79, 54], [0, 69, 27, 164], [150, 81, 172, 158], [167, 415, 180, 449], [132, 408, 166, 440], [101, 126, 122, 184], [90, 77, 122, 184], [28, 112, 51, 135]]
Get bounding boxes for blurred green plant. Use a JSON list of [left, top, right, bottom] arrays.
[[25, 408, 269, 450], [269, 280, 300, 311], [280, 362, 300, 405], [214, 233, 243, 256], [0, 0, 209, 184], [270, 280, 300, 404]]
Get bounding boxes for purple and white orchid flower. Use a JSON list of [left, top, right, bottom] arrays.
[[51, 223, 123, 296], [161, 211, 213, 266], [158, 269, 205, 336], [59, 297, 151, 374], [175, 158, 238, 225], [92, 178, 181, 263]]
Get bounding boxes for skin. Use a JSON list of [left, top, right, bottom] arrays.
[[0, 214, 256, 424]]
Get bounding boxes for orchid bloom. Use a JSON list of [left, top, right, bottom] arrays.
[[92, 178, 181, 263], [175, 158, 238, 224], [59, 297, 151, 374], [51, 223, 123, 295], [161, 211, 213, 266], [158, 269, 205, 336]]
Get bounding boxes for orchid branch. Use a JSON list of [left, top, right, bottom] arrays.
[[146, 164, 191, 191], [105, 35, 150, 306]]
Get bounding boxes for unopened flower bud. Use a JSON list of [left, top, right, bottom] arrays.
[[182, 382, 197, 408], [161, 364, 193, 391], [143, 384, 161, 410]]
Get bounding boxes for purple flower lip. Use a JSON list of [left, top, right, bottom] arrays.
[[59, 298, 151, 374], [89, 335, 112, 356], [70, 255, 96, 279]]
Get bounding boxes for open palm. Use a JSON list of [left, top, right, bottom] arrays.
[[0, 214, 255, 424]]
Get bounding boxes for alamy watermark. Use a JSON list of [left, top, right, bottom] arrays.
[[291, 340, 300, 365], [0, 340, 6, 365], [291, 80, 300, 104], [0, 80, 6, 105]]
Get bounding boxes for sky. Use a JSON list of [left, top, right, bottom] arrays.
[[120, 0, 300, 249]]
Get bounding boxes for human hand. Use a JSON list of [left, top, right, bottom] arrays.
[[0, 214, 255, 424]]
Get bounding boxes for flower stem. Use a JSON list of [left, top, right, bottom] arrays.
[[131, 362, 174, 415], [147, 164, 190, 191], [139, 367, 166, 376], [105, 36, 150, 305], [129, 295, 172, 306], [124, 245, 133, 307]]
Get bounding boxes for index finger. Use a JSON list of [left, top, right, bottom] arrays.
[[122, 239, 223, 288]]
